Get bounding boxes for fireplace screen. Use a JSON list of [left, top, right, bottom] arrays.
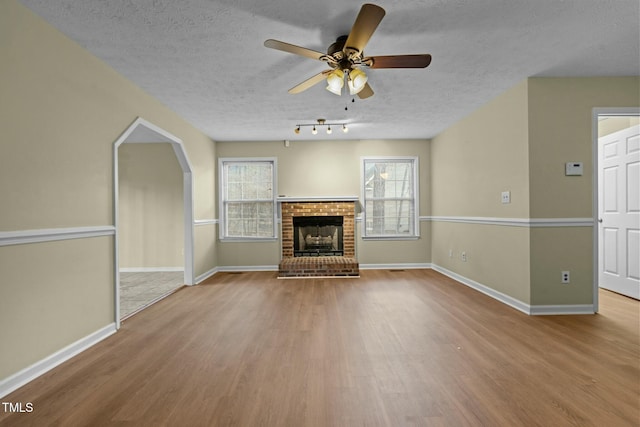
[[293, 216, 343, 257]]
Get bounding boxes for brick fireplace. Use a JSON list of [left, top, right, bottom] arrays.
[[278, 197, 359, 277]]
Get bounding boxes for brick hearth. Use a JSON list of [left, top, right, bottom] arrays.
[[278, 256, 359, 278], [279, 199, 359, 278]]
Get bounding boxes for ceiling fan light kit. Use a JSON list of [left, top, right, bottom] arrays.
[[264, 3, 432, 99]]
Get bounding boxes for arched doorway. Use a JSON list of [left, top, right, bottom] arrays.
[[113, 118, 194, 328]]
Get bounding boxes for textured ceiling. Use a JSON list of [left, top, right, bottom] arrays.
[[19, 0, 640, 141]]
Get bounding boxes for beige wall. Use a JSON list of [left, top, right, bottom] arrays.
[[598, 116, 640, 137], [118, 143, 184, 269], [0, 0, 216, 382], [431, 222, 531, 303], [431, 77, 640, 308], [527, 77, 640, 305], [195, 224, 217, 278], [527, 77, 639, 219], [0, 238, 114, 379], [431, 80, 531, 218], [215, 139, 431, 266], [430, 81, 532, 303]]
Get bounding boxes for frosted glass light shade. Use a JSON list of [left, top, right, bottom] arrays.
[[348, 69, 368, 95], [326, 69, 344, 95]]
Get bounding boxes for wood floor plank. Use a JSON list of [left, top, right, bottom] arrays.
[[1, 269, 638, 426]]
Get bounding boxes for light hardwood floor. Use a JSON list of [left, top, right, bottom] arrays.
[[1, 270, 638, 426]]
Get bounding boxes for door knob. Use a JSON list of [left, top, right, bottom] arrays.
[[598, 218, 603, 223]]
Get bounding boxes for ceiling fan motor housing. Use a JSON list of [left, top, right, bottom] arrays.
[[326, 36, 362, 70], [328, 35, 348, 55]]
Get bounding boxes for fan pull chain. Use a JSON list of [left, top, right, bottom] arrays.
[[345, 97, 355, 111]]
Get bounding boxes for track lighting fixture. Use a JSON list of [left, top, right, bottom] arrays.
[[294, 119, 350, 135]]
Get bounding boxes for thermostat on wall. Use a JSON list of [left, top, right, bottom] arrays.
[[565, 162, 583, 176]]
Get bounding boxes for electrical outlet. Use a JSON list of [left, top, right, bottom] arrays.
[[561, 271, 570, 284], [461, 251, 467, 262], [501, 191, 511, 204]]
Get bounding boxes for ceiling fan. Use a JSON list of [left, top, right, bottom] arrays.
[[264, 3, 432, 99]]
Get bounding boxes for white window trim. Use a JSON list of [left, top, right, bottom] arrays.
[[361, 156, 420, 240], [218, 157, 278, 241]]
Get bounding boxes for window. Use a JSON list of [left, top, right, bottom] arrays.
[[219, 158, 277, 240], [362, 157, 419, 238]]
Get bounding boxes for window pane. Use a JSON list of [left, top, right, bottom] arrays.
[[257, 219, 274, 237], [362, 158, 417, 237], [256, 182, 272, 199], [227, 219, 243, 236], [227, 165, 242, 181], [243, 219, 257, 235], [243, 182, 257, 199], [227, 203, 241, 217], [241, 203, 257, 218], [365, 200, 408, 234], [227, 183, 242, 200], [257, 202, 273, 217], [222, 159, 275, 238]]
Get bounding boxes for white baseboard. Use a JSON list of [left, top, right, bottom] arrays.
[[430, 264, 595, 315], [195, 267, 219, 284], [0, 323, 117, 399], [431, 264, 531, 314], [529, 305, 595, 315], [217, 265, 279, 273], [194, 265, 280, 283], [359, 263, 432, 270], [119, 267, 184, 273]]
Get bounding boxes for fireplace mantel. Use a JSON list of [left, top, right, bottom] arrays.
[[277, 195, 358, 203]]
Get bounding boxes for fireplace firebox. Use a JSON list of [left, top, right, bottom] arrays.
[[293, 216, 343, 257]]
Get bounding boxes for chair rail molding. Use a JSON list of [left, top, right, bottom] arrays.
[[424, 216, 594, 227], [0, 225, 115, 247]]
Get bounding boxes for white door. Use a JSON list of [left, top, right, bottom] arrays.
[[598, 124, 640, 299]]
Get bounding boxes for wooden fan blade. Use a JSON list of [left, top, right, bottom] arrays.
[[344, 4, 386, 55], [357, 82, 374, 99], [366, 54, 432, 69], [288, 70, 331, 94], [264, 39, 325, 61]]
